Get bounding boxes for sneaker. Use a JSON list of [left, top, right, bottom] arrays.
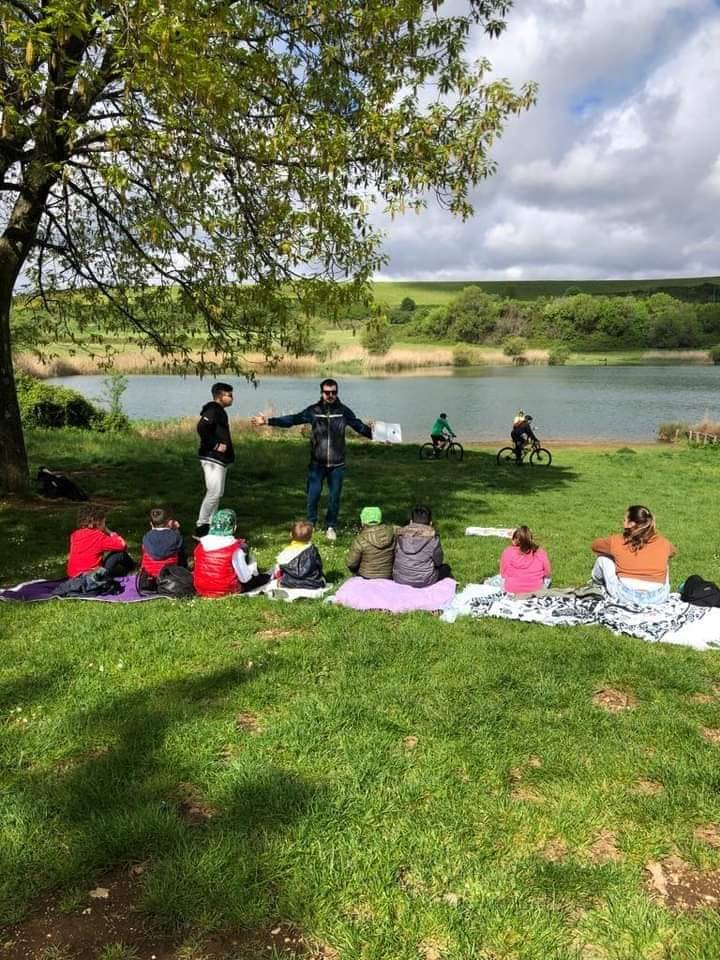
[[193, 523, 210, 540], [326, 526, 337, 542]]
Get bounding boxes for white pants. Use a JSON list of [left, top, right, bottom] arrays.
[[198, 460, 227, 526]]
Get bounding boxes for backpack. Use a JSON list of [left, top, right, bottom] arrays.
[[53, 568, 121, 597], [37, 466, 88, 501], [156, 564, 196, 598], [136, 569, 158, 595], [680, 575, 720, 607]]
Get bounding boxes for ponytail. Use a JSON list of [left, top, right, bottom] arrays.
[[623, 504, 656, 552], [512, 525, 539, 554]]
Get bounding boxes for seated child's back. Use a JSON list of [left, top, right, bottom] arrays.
[[275, 521, 325, 590], [141, 507, 185, 576], [499, 526, 551, 593], [393, 505, 447, 588], [193, 508, 255, 598], [346, 506, 395, 579], [67, 504, 128, 577]]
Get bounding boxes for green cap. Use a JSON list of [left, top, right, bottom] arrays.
[[209, 508, 236, 535], [360, 506, 382, 525]]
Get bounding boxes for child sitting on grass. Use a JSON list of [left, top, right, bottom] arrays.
[[489, 525, 551, 593], [193, 509, 268, 598], [273, 520, 326, 591], [346, 506, 395, 579], [393, 505, 451, 587], [67, 504, 135, 578], [140, 507, 187, 577]]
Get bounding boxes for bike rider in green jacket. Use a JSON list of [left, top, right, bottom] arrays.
[[430, 413, 456, 456]]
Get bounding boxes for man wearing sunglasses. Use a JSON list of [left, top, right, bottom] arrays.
[[252, 379, 371, 541]]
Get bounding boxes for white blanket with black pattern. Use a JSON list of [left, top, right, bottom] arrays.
[[441, 585, 720, 651]]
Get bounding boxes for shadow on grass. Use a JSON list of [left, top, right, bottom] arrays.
[[1, 432, 578, 584], [0, 664, 322, 929]]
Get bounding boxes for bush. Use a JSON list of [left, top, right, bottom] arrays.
[[446, 287, 501, 343], [547, 346, 571, 365], [361, 314, 393, 355], [452, 345, 475, 367], [657, 421, 689, 442], [502, 336, 528, 357], [709, 345, 720, 365], [16, 371, 103, 429], [388, 307, 412, 325], [97, 371, 131, 433], [400, 297, 416, 312]]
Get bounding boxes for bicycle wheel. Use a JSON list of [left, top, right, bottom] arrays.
[[447, 442, 464, 462], [419, 443, 437, 460], [529, 447, 552, 466], [496, 446, 517, 465]]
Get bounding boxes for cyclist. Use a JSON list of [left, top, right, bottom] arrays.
[[510, 410, 537, 464], [430, 412, 456, 455]]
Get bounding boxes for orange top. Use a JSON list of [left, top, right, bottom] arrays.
[[591, 533, 676, 583]]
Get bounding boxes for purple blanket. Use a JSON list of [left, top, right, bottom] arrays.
[[330, 576, 456, 613], [0, 577, 163, 603]]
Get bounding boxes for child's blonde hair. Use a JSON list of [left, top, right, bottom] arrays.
[[512, 525, 539, 554], [291, 520, 314, 543]]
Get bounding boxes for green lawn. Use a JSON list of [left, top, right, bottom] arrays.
[[2, 431, 720, 959]]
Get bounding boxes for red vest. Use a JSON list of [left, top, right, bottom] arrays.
[[140, 548, 179, 577], [193, 539, 245, 598]]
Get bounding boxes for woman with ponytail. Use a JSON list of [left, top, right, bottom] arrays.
[[590, 505, 676, 605]]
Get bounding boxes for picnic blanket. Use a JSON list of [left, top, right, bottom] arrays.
[[0, 577, 162, 603], [465, 527, 513, 538], [328, 576, 456, 613], [441, 584, 720, 651]]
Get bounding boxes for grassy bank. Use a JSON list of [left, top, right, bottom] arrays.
[[2, 432, 720, 959]]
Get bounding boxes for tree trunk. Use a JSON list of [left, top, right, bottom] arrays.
[[0, 267, 28, 494]]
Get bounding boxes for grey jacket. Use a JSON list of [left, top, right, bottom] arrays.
[[392, 522, 444, 587]]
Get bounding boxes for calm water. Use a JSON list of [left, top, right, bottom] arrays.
[[49, 366, 720, 442]]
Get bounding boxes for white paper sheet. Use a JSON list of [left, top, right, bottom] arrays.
[[372, 421, 403, 444]]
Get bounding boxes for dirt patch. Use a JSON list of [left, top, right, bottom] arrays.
[[172, 782, 222, 826], [592, 687, 638, 713], [418, 938, 447, 960], [235, 712, 263, 734], [55, 745, 110, 774], [700, 727, 720, 744], [402, 735, 419, 751], [507, 755, 543, 784], [645, 856, 720, 911], [694, 824, 720, 849], [541, 838, 568, 863], [510, 785, 544, 803], [255, 628, 298, 640], [589, 830, 622, 863], [396, 866, 427, 897], [632, 779, 664, 796], [689, 692, 716, 704]]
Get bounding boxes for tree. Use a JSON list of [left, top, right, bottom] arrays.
[[361, 313, 393, 355], [0, 1, 536, 493]]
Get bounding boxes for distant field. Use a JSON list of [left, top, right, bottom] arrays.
[[371, 277, 720, 305]]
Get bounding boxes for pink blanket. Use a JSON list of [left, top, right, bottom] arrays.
[[331, 577, 456, 613]]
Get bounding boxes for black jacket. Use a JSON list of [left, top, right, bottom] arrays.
[[197, 401, 235, 466], [268, 400, 371, 467], [278, 544, 326, 590]]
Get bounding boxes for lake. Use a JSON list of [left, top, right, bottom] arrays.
[[49, 365, 720, 442]]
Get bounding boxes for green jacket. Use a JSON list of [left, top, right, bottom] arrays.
[[430, 417, 454, 437], [346, 523, 396, 579]]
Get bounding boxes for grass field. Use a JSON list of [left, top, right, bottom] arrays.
[[2, 430, 720, 959]]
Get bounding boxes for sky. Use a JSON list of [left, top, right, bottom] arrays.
[[375, 0, 720, 281]]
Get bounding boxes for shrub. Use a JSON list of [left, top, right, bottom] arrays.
[[657, 421, 689, 442], [709, 345, 720, 365], [361, 314, 393, 355], [446, 286, 501, 343], [388, 306, 411, 325], [502, 336, 528, 357], [400, 296, 416, 312], [452, 345, 474, 367], [548, 346, 571, 365], [97, 371, 131, 433], [16, 371, 102, 429]]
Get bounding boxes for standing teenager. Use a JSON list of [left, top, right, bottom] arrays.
[[252, 379, 371, 540], [195, 382, 235, 538]]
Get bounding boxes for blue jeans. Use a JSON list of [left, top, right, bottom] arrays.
[[591, 556, 669, 606], [307, 463, 346, 528]]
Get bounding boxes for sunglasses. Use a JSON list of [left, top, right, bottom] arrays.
[[322, 389, 337, 396]]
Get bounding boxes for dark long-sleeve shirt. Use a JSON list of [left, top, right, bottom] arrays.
[[268, 400, 371, 467]]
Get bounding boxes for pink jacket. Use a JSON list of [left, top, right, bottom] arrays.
[[499, 545, 551, 594]]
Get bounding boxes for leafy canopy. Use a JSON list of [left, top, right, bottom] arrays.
[[1, 0, 536, 368]]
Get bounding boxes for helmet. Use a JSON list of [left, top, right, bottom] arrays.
[[440, 412, 447, 418], [526, 414, 533, 422]]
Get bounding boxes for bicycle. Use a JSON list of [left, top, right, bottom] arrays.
[[496, 437, 552, 466], [419, 437, 464, 462]]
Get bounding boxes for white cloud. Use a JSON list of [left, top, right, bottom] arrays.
[[376, 0, 720, 280]]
